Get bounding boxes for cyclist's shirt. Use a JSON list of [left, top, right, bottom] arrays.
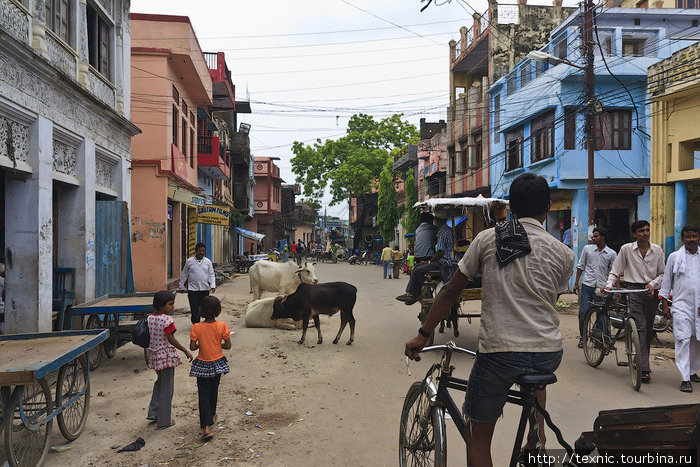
[[458, 217, 574, 353]]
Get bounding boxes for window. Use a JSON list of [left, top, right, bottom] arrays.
[[172, 105, 178, 147], [449, 148, 456, 175], [505, 127, 524, 172], [473, 135, 483, 169], [182, 100, 188, 116], [173, 86, 180, 104], [46, 0, 72, 44], [622, 37, 646, 57], [419, 168, 424, 178], [535, 60, 547, 78], [190, 129, 195, 168], [678, 139, 700, 171], [564, 108, 577, 150], [677, 0, 698, 7], [531, 111, 555, 162], [493, 94, 501, 143], [181, 117, 187, 155], [460, 148, 468, 173], [520, 61, 532, 88], [87, 2, 111, 79], [431, 162, 436, 173], [506, 74, 517, 95], [594, 110, 631, 150], [601, 36, 613, 56], [190, 111, 195, 126], [553, 34, 567, 60]]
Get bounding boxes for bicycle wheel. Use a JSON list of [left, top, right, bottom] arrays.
[[625, 319, 642, 391], [0, 386, 9, 436], [85, 314, 103, 370], [399, 381, 446, 467], [582, 307, 606, 367], [56, 354, 90, 440], [5, 379, 53, 467], [102, 313, 118, 359]]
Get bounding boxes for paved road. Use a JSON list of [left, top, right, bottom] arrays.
[[38, 261, 686, 466]]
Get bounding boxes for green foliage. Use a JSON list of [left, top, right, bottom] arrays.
[[377, 161, 399, 245], [300, 198, 322, 211], [229, 210, 246, 228], [401, 170, 419, 234], [291, 113, 419, 205]]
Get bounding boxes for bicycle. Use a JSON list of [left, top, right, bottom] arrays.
[[581, 289, 646, 391], [399, 341, 577, 467]]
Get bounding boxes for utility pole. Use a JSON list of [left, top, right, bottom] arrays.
[[583, 0, 596, 231]]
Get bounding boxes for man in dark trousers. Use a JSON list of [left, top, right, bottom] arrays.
[[179, 243, 216, 324], [405, 173, 574, 466]]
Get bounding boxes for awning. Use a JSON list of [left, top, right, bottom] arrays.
[[235, 227, 265, 242], [447, 216, 467, 228]]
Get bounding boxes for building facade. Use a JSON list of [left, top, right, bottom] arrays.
[[247, 156, 283, 252], [447, 0, 576, 201], [649, 41, 700, 253], [130, 13, 212, 291], [488, 8, 700, 281], [0, 0, 138, 332]]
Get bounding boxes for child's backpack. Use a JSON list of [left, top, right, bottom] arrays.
[[132, 316, 150, 348]]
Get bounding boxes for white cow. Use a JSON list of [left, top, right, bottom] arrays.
[[245, 297, 299, 330], [249, 261, 318, 300]]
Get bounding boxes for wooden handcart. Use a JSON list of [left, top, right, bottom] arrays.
[[68, 293, 155, 370], [0, 329, 108, 466]]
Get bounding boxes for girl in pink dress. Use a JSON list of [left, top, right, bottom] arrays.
[[146, 291, 192, 429]]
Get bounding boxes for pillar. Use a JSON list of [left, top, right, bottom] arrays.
[[5, 117, 53, 332], [57, 140, 96, 304], [674, 181, 688, 251], [570, 189, 589, 289]]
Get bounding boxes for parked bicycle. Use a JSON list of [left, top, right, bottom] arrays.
[[581, 288, 647, 391], [400, 341, 577, 467]]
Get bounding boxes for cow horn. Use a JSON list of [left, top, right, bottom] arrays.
[[295, 267, 303, 274]]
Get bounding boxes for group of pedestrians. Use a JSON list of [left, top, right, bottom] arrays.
[[574, 219, 700, 392]]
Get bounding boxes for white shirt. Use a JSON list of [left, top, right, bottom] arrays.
[[659, 247, 700, 322], [179, 256, 216, 291], [606, 241, 665, 289], [458, 217, 575, 353], [577, 244, 617, 288]]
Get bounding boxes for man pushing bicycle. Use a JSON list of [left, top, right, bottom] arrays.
[[405, 173, 574, 466]]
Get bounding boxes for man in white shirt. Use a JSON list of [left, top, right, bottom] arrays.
[[405, 173, 574, 466], [604, 220, 665, 384], [659, 225, 700, 392], [179, 243, 216, 324], [573, 228, 617, 348]]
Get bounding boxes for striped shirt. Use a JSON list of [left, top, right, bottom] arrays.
[[436, 224, 453, 261]]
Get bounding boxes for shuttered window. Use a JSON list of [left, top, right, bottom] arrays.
[[87, 2, 112, 80], [46, 0, 72, 44], [564, 108, 577, 150], [531, 111, 555, 162]]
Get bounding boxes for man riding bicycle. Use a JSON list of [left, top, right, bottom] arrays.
[[405, 173, 574, 466]]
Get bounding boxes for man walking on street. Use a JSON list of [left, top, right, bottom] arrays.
[[413, 212, 436, 263], [659, 225, 700, 392], [381, 244, 393, 279], [405, 173, 574, 465], [392, 245, 403, 279], [180, 243, 216, 324], [396, 213, 452, 305], [604, 220, 665, 384], [573, 228, 617, 348]]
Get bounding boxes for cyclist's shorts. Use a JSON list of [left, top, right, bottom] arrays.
[[463, 350, 562, 423]]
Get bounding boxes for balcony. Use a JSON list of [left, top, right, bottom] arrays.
[[198, 136, 230, 179], [450, 9, 489, 75], [204, 52, 235, 110]]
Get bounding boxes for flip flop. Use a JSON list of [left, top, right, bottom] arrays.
[[202, 431, 214, 441], [146, 415, 157, 422], [156, 420, 176, 430]]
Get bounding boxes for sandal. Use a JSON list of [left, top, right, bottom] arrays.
[[146, 415, 157, 422], [156, 420, 176, 430], [641, 372, 651, 384]]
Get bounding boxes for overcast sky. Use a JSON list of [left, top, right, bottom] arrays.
[[130, 0, 566, 217]]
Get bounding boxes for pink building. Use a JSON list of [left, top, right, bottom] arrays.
[[417, 129, 448, 202], [245, 157, 283, 251], [130, 14, 213, 291]]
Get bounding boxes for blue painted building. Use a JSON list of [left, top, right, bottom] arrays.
[[487, 8, 700, 283]]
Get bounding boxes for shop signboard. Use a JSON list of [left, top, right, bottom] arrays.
[[197, 205, 230, 226]]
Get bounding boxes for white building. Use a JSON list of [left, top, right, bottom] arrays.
[[0, 0, 139, 332]]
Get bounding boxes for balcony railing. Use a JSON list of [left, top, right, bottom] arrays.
[[451, 7, 489, 63], [198, 136, 230, 179]]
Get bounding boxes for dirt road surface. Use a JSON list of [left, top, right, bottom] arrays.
[[14, 262, 687, 466]]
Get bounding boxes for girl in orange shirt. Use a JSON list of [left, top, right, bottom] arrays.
[[189, 296, 231, 440]]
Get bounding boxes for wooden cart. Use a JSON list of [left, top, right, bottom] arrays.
[[575, 403, 700, 463], [412, 196, 508, 345], [0, 329, 108, 466], [68, 293, 155, 370]]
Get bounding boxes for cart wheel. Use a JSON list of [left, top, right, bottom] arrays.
[[85, 315, 103, 370], [4, 379, 53, 467], [102, 313, 118, 359], [56, 355, 90, 440], [625, 319, 642, 391], [0, 386, 9, 436]]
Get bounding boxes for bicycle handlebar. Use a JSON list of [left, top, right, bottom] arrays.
[[421, 343, 477, 357], [603, 289, 648, 294]]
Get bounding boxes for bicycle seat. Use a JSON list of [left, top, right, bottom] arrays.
[[517, 373, 557, 386]]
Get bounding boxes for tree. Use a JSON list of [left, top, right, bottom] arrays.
[[291, 113, 418, 250], [402, 169, 419, 234], [377, 161, 399, 246]]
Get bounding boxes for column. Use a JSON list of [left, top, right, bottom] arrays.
[[674, 181, 688, 250], [57, 140, 96, 304], [570, 189, 589, 289], [5, 117, 53, 332]]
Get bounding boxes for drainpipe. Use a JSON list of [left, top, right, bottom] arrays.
[[674, 181, 687, 250]]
